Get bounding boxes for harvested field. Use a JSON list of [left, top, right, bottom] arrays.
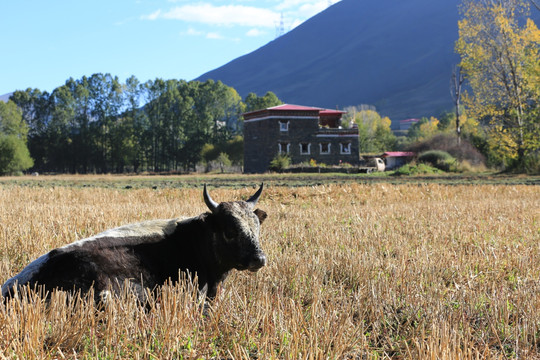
[[0, 181, 539, 358]]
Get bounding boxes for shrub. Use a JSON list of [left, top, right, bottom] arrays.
[[393, 162, 443, 176], [269, 154, 291, 172], [457, 159, 488, 173], [407, 134, 486, 166], [418, 150, 457, 172], [508, 153, 540, 174]]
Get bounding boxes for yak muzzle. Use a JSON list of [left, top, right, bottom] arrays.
[[247, 253, 267, 272]]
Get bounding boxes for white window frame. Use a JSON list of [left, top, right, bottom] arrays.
[[278, 142, 290, 154], [279, 121, 289, 132], [299, 143, 311, 155], [340, 142, 351, 155], [319, 142, 331, 155]]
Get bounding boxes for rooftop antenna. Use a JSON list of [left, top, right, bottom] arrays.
[[275, 12, 285, 39]]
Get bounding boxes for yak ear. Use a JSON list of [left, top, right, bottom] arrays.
[[254, 209, 267, 224]]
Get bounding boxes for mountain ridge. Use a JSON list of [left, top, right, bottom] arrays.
[[197, 0, 461, 120]]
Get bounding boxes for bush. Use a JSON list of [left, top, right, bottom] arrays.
[[393, 162, 443, 176], [507, 153, 540, 174], [418, 150, 457, 172], [457, 159, 488, 173], [407, 134, 486, 166], [269, 154, 291, 172], [200, 136, 244, 166]]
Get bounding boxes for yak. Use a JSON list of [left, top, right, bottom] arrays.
[[1, 184, 267, 304]]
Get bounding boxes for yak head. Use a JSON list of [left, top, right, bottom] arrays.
[[204, 184, 267, 272]]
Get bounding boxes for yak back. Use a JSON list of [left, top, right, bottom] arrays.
[[3, 213, 227, 301]]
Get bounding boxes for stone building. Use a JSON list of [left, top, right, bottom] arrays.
[[243, 104, 359, 173]]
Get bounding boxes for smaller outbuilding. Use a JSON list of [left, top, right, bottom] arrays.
[[382, 151, 415, 170]]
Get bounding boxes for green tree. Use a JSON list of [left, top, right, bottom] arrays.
[[201, 135, 244, 166], [343, 106, 396, 153], [456, 0, 540, 167], [87, 73, 123, 173], [10, 89, 51, 171], [244, 91, 282, 112], [407, 117, 440, 142], [123, 75, 147, 172], [0, 101, 34, 174], [177, 80, 243, 170], [216, 152, 232, 173]]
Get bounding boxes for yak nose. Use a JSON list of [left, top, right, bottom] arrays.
[[248, 253, 267, 272]]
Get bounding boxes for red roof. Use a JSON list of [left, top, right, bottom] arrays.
[[382, 152, 415, 157], [400, 118, 420, 123], [267, 104, 322, 111], [320, 109, 346, 116], [244, 104, 346, 117]]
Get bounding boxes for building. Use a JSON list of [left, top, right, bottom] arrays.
[[399, 118, 420, 131], [382, 151, 416, 170], [243, 104, 359, 173]]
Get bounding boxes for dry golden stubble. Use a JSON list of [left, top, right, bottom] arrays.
[[0, 183, 538, 358]]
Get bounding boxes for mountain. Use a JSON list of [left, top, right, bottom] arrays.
[[0, 93, 12, 103], [197, 0, 461, 121]]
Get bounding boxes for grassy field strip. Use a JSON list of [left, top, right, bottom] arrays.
[[0, 173, 538, 190]]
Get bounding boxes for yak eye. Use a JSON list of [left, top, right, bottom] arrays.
[[224, 229, 236, 240]]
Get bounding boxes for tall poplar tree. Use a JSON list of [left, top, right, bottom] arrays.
[[456, 0, 540, 166]]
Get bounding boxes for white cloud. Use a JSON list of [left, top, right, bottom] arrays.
[[206, 32, 223, 39], [246, 28, 266, 37], [183, 27, 203, 36], [276, 0, 326, 11], [143, 9, 162, 20], [147, 3, 280, 28], [143, 0, 343, 40], [274, 0, 340, 31], [296, 1, 329, 18]]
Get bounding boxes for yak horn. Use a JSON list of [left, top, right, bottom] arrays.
[[203, 184, 219, 213], [247, 183, 264, 208]]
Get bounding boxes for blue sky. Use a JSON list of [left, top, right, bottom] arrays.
[[0, 0, 340, 96]]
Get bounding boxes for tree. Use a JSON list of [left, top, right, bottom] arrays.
[[451, 65, 465, 144], [216, 152, 232, 173], [244, 92, 282, 112], [0, 101, 34, 174], [10, 89, 51, 171], [342, 106, 396, 153], [408, 117, 440, 142], [201, 135, 244, 166], [456, 0, 540, 166]]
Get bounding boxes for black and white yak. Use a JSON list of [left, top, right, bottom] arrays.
[[1, 184, 267, 304]]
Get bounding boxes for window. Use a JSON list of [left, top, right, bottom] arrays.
[[279, 121, 289, 132], [300, 143, 311, 155], [340, 142, 351, 154], [319, 142, 331, 155], [278, 142, 290, 154]]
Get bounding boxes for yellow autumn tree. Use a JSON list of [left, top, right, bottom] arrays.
[[456, 0, 540, 166], [443, 113, 480, 137], [407, 117, 440, 142], [342, 106, 396, 153]]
